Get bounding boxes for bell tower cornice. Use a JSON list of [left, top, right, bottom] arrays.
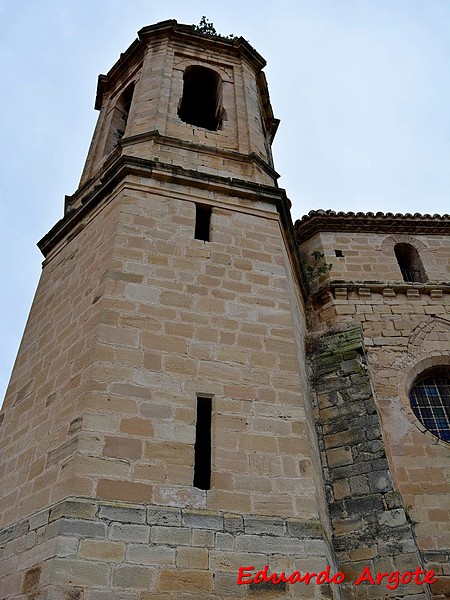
[[95, 20, 268, 112]]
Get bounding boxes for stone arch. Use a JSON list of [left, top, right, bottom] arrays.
[[173, 57, 233, 84], [407, 316, 450, 357], [380, 234, 430, 255]]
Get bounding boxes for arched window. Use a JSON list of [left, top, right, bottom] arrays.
[[103, 83, 135, 156], [410, 367, 450, 441], [178, 66, 222, 131], [394, 243, 426, 283]]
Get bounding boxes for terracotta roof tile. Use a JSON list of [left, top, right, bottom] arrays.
[[295, 210, 450, 241]]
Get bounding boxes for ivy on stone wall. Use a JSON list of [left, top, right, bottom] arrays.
[[301, 250, 333, 283]]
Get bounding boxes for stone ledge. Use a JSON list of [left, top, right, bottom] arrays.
[[0, 497, 325, 545], [41, 154, 288, 257], [314, 280, 450, 304]]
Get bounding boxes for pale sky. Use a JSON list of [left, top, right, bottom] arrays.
[[1, 0, 449, 401]]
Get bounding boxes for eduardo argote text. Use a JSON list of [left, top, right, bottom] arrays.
[[237, 564, 437, 591]]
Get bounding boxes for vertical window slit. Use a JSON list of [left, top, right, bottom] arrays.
[[195, 204, 211, 242], [193, 397, 212, 490]]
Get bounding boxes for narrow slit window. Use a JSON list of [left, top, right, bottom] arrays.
[[193, 397, 212, 490], [195, 204, 211, 242], [178, 65, 222, 131], [394, 243, 426, 283]]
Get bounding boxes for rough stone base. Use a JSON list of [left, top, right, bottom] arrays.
[[308, 326, 432, 600], [0, 497, 337, 600]]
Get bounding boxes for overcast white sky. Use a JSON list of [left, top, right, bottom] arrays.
[[1, 0, 449, 401]]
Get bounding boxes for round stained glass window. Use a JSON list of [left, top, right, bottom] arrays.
[[409, 367, 450, 442]]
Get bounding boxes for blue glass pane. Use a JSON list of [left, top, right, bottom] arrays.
[[410, 370, 450, 442]]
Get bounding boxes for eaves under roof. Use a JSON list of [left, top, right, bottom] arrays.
[[295, 209, 450, 241]]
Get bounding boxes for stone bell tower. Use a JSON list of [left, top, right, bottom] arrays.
[[0, 20, 336, 599]]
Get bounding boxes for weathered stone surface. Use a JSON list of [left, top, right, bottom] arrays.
[[88, 592, 137, 600], [249, 580, 288, 594], [215, 532, 234, 551], [158, 569, 213, 593], [112, 565, 155, 589], [151, 526, 191, 546], [182, 510, 223, 531], [223, 514, 244, 534], [147, 506, 181, 526], [175, 546, 209, 569], [244, 516, 286, 536], [0, 526, 15, 545], [55, 536, 79, 557], [42, 558, 110, 587], [46, 519, 107, 540], [213, 571, 246, 597], [22, 565, 41, 593], [285, 521, 323, 539], [79, 539, 125, 562], [309, 326, 427, 598], [109, 524, 150, 543], [191, 529, 214, 548], [50, 500, 97, 522], [98, 504, 146, 524], [29, 509, 50, 530], [126, 544, 175, 566], [235, 534, 305, 555], [378, 508, 407, 528]]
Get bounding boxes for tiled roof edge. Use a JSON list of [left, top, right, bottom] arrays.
[[295, 209, 450, 241]]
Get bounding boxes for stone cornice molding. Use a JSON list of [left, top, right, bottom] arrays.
[[311, 279, 450, 303], [138, 20, 266, 71], [39, 154, 309, 299], [95, 20, 267, 110], [118, 130, 280, 181]]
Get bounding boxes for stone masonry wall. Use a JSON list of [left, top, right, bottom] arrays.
[[0, 497, 336, 600], [300, 231, 449, 283], [1, 173, 338, 597], [309, 326, 431, 599], [0, 188, 123, 529], [71, 178, 324, 522]]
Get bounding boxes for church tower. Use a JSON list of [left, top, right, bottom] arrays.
[[0, 21, 336, 599]]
